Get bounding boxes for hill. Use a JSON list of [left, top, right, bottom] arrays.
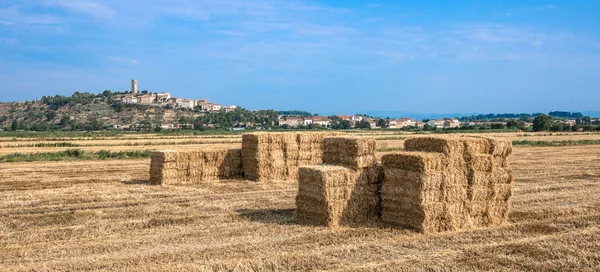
[[0, 92, 202, 131]]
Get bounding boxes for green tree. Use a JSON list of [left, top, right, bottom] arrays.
[[582, 116, 592, 125], [45, 110, 57, 121], [551, 122, 566, 132], [376, 118, 386, 128], [506, 120, 526, 130], [490, 123, 506, 129], [532, 114, 553, 132], [355, 120, 371, 129], [11, 120, 19, 131]]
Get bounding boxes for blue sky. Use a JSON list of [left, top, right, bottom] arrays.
[[1, 0, 599, 115]]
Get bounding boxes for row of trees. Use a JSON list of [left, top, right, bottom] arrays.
[[532, 114, 598, 132], [192, 108, 278, 130], [460, 111, 583, 122]]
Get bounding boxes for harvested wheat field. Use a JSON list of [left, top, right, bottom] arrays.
[[1, 133, 600, 271]]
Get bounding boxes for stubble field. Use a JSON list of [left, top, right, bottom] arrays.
[[1, 131, 599, 271]]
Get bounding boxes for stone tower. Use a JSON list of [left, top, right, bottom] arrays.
[[131, 79, 138, 94]]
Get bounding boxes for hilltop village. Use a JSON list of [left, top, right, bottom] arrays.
[[0, 79, 596, 132]]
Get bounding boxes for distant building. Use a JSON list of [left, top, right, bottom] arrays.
[[279, 116, 301, 127], [399, 118, 416, 127], [122, 95, 138, 104], [210, 104, 222, 112], [560, 119, 577, 126], [195, 100, 208, 110], [337, 115, 351, 121], [224, 105, 238, 112], [367, 120, 377, 128], [312, 116, 331, 127], [171, 98, 183, 105], [157, 92, 171, 101], [202, 103, 215, 111], [138, 94, 155, 104], [177, 99, 195, 109], [303, 118, 313, 126], [351, 116, 363, 122], [427, 119, 445, 128], [131, 79, 138, 94], [444, 119, 461, 128]]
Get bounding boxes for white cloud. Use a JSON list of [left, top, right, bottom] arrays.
[[0, 6, 61, 25], [535, 4, 556, 10], [46, 0, 115, 18], [0, 37, 18, 45]]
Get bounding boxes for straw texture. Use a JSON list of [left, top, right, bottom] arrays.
[[296, 165, 381, 228], [381, 136, 513, 233], [149, 149, 242, 185], [323, 136, 377, 169], [241, 132, 341, 182]]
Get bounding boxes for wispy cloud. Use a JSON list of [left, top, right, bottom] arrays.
[[47, 0, 116, 18], [535, 4, 556, 11]]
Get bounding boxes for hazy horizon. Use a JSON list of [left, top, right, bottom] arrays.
[[1, 1, 599, 114]]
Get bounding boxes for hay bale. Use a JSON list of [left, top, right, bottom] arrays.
[[380, 154, 469, 233], [405, 136, 512, 158], [149, 149, 242, 185], [149, 150, 177, 185], [296, 165, 380, 228], [380, 136, 513, 233], [242, 133, 297, 181], [323, 137, 377, 169], [242, 132, 343, 182], [404, 137, 466, 156], [381, 151, 447, 172]]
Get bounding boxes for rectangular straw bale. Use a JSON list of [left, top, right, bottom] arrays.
[[324, 136, 376, 156], [470, 154, 495, 172], [471, 168, 513, 186], [405, 136, 512, 159], [242, 133, 297, 181], [296, 165, 379, 228], [149, 149, 242, 185], [323, 136, 377, 169], [404, 137, 466, 156], [382, 152, 447, 172], [354, 164, 385, 185], [296, 165, 354, 227], [242, 132, 341, 181], [485, 137, 513, 157], [323, 153, 378, 169]]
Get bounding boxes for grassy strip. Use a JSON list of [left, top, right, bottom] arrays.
[[377, 147, 403, 152], [0, 140, 242, 148], [0, 149, 151, 163], [0, 135, 242, 142], [513, 140, 600, 146], [375, 136, 405, 141]]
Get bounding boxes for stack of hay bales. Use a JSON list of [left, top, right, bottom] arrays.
[[241, 133, 295, 182], [241, 132, 341, 182], [296, 136, 383, 227], [381, 136, 512, 233], [323, 136, 378, 169], [149, 149, 242, 185], [295, 165, 355, 227]]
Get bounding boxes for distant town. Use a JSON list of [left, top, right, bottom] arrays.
[[0, 79, 598, 132], [120, 79, 239, 113]]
